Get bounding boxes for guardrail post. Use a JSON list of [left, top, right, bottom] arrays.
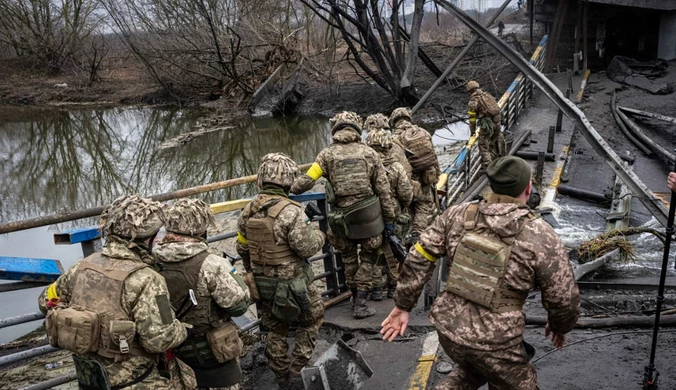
[[54, 227, 102, 258], [536, 152, 545, 186], [317, 198, 343, 297], [547, 125, 556, 153]]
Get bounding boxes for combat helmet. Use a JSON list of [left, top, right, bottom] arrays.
[[466, 80, 480, 92], [330, 111, 362, 135], [365, 129, 392, 151], [165, 198, 215, 236], [363, 113, 390, 133], [389, 107, 412, 128], [257, 152, 299, 189], [100, 195, 165, 240]]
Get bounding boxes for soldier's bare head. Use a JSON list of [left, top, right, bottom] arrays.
[[466, 80, 479, 93], [486, 156, 532, 202], [100, 194, 165, 241], [388, 107, 412, 128], [164, 198, 214, 237], [257, 152, 299, 191]]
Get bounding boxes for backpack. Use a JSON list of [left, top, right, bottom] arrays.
[[397, 125, 437, 172], [477, 91, 501, 117]]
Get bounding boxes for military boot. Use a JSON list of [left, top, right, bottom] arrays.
[[287, 368, 304, 390], [370, 288, 383, 301], [387, 287, 396, 299], [354, 291, 376, 319], [350, 288, 358, 308]]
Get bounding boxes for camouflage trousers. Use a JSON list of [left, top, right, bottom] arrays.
[[434, 334, 539, 390], [199, 385, 239, 390], [261, 281, 324, 384], [477, 116, 505, 170], [328, 229, 382, 291], [371, 243, 398, 289], [410, 182, 436, 236]]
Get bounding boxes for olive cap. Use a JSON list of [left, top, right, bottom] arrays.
[[486, 156, 531, 198]]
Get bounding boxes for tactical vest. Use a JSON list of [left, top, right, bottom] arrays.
[[247, 197, 300, 266], [69, 253, 154, 360], [158, 251, 226, 335], [446, 202, 531, 313], [396, 126, 437, 172], [327, 145, 374, 199]]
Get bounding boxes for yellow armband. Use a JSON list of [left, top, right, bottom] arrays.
[[415, 243, 438, 262], [237, 232, 248, 245], [307, 162, 323, 181], [47, 282, 59, 301]]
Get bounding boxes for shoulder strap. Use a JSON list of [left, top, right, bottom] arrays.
[[463, 203, 480, 231], [268, 197, 300, 218]]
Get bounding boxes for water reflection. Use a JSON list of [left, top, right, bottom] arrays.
[[0, 107, 331, 225]]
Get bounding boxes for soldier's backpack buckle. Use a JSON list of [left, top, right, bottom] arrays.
[[119, 336, 130, 354]]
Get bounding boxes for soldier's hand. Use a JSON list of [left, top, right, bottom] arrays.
[[380, 307, 409, 342], [668, 172, 676, 192], [545, 323, 566, 348]]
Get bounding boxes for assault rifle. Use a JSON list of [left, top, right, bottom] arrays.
[[384, 229, 407, 263]]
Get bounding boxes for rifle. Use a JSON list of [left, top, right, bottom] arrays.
[[384, 229, 407, 263]]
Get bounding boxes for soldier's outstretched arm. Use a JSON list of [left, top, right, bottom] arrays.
[[236, 204, 252, 272], [291, 153, 327, 195], [533, 221, 581, 335], [38, 264, 79, 314], [286, 207, 325, 259], [129, 270, 187, 353]]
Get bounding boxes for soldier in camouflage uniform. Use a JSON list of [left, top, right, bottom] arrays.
[[155, 198, 251, 390], [39, 195, 188, 390], [389, 107, 439, 243], [382, 156, 580, 390], [236, 153, 325, 389], [466, 80, 506, 170], [365, 129, 414, 299], [292, 111, 396, 319]]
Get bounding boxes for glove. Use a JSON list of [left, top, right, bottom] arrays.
[[384, 224, 394, 234]]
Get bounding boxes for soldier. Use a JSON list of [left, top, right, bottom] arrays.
[[39, 195, 188, 390], [292, 111, 396, 319], [668, 172, 676, 191], [381, 156, 580, 390], [389, 107, 439, 244], [236, 153, 325, 389], [365, 129, 414, 299], [155, 198, 251, 390], [466, 80, 505, 170]]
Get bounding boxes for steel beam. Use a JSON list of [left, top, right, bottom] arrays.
[[434, 0, 669, 227], [0, 257, 63, 282]]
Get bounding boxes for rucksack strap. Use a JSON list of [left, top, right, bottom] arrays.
[[463, 203, 480, 231]]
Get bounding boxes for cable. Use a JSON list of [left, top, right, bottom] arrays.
[[532, 329, 676, 365]]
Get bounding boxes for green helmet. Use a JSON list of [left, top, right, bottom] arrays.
[[257, 153, 299, 189], [389, 107, 412, 128], [330, 111, 362, 135], [100, 195, 165, 240], [365, 129, 392, 151], [363, 113, 390, 133], [165, 198, 215, 236]]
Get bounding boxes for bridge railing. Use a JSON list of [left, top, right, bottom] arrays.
[[441, 35, 548, 207]]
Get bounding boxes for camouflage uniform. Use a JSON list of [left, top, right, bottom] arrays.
[[237, 153, 325, 388], [39, 195, 187, 390], [366, 129, 414, 297], [467, 81, 505, 170], [390, 109, 439, 239], [394, 194, 580, 390], [292, 112, 396, 319], [155, 199, 250, 390]]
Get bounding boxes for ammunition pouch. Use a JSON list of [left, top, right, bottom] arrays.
[[394, 212, 412, 240], [108, 320, 136, 356], [174, 334, 214, 366], [328, 196, 384, 240], [254, 266, 314, 322], [207, 322, 243, 363], [46, 305, 100, 355]]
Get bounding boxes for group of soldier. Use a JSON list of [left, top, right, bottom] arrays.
[[38, 80, 580, 390]]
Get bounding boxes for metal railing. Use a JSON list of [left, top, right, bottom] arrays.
[[0, 191, 346, 389], [441, 35, 549, 207]]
